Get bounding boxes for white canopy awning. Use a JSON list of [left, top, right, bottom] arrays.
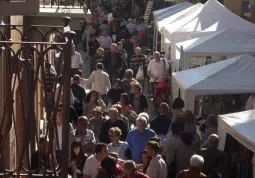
[[172, 54, 255, 112], [153, 2, 192, 21], [175, 29, 255, 69], [157, 3, 202, 32], [218, 110, 255, 176]]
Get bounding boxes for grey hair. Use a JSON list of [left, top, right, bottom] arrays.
[[190, 155, 204, 168], [108, 107, 118, 114], [125, 69, 133, 75], [138, 112, 149, 122], [136, 116, 148, 126]]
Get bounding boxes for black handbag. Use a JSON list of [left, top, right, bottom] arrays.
[[167, 150, 177, 178]]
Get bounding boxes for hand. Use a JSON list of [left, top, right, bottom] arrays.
[[154, 76, 159, 81], [76, 168, 81, 174]]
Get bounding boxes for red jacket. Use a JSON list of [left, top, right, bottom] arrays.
[[121, 171, 149, 178]]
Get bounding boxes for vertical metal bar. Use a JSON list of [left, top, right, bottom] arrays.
[[61, 30, 75, 178]]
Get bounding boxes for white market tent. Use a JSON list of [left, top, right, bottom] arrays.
[[175, 29, 255, 70], [218, 110, 255, 175], [153, 2, 194, 51], [172, 54, 255, 113], [163, 0, 255, 68], [153, 2, 192, 21]]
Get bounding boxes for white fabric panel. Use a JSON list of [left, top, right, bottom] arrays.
[[172, 54, 255, 112], [153, 2, 192, 21]]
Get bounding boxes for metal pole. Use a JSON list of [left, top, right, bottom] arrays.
[[61, 30, 75, 178]]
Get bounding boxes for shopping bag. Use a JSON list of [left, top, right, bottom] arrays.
[[136, 66, 144, 80]]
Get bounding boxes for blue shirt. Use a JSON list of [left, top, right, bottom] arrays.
[[126, 128, 156, 163]]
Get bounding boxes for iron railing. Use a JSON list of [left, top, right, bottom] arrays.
[[0, 16, 75, 178]]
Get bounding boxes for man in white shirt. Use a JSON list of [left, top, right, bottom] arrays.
[[98, 30, 112, 50], [146, 141, 167, 178], [86, 63, 111, 100], [147, 51, 169, 107], [126, 18, 137, 34], [83, 143, 108, 178], [245, 94, 255, 110], [72, 116, 96, 155]]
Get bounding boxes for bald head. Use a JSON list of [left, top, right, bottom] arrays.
[[208, 134, 219, 146]]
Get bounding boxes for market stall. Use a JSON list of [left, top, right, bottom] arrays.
[[172, 54, 255, 112], [175, 29, 255, 70], [218, 110, 255, 177], [163, 0, 255, 69]]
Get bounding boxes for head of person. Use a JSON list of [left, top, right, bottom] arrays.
[[132, 82, 142, 94], [173, 97, 185, 110], [96, 63, 104, 70], [123, 160, 137, 176], [138, 112, 149, 122], [72, 44, 76, 55], [134, 47, 141, 56], [136, 116, 147, 133], [117, 42, 123, 51], [182, 110, 195, 123], [77, 116, 89, 133], [108, 108, 118, 121], [72, 74, 80, 84], [86, 90, 99, 103], [125, 69, 133, 79], [120, 93, 130, 106], [149, 136, 161, 145], [39, 136, 49, 155], [112, 104, 122, 117], [71, 141, 83, 156], [190, 155, 204, 170], [91, 34, 96, 41], [75, 69, 83, 77], [112, 78, 121, 89], [146, 141, 160, 157], [159, 102, 169, 115], [95, 142, 108, 159], [97, 48, 104, 56], [56, 106, 63, 125], [111, 43, 118, 53], [206, 114, 218, 129], [180, 132, 193, 148], [153, 51, 160, 61], [102, 30, 108, 36], [140, 151, 150, 166], [171, 120, 185, 136], [108, 152, 118, 161], [208, 134, 220, 147], [100, 156, 117, 174], [145, 49, 151, 57], [109, 127, 122, 143], [92, 106, 103, 120]]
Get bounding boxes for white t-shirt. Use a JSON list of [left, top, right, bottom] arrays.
[[147, 58, 169, 82], [83, 155, 101, 178]]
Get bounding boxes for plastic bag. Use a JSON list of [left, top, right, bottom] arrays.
[[136, 66, 144, 80]]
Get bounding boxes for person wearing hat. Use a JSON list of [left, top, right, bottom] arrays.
[[89, 106, 107, 142]]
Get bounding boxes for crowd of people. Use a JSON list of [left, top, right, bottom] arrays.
[[38, 1, 233, 178]]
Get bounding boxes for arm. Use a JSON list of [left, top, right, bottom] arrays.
[[106, 75, 111, 90], [86, 72, 94, 87], [70, 90, 75, 105]]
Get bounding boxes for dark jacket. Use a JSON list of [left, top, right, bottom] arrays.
[[150, 114, 172, 135], [104, 51, 122, 73], [31, 151, 47, 172], [208, 170, 224, 178], [197, 146, 227, 175], [130, 94, 148, 114], [88, 40, 100, 56], [71, 84, 86, 104], [99, 119, 128, 144], [91, 54, 104, 72], [68, 154, 88, 178]]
